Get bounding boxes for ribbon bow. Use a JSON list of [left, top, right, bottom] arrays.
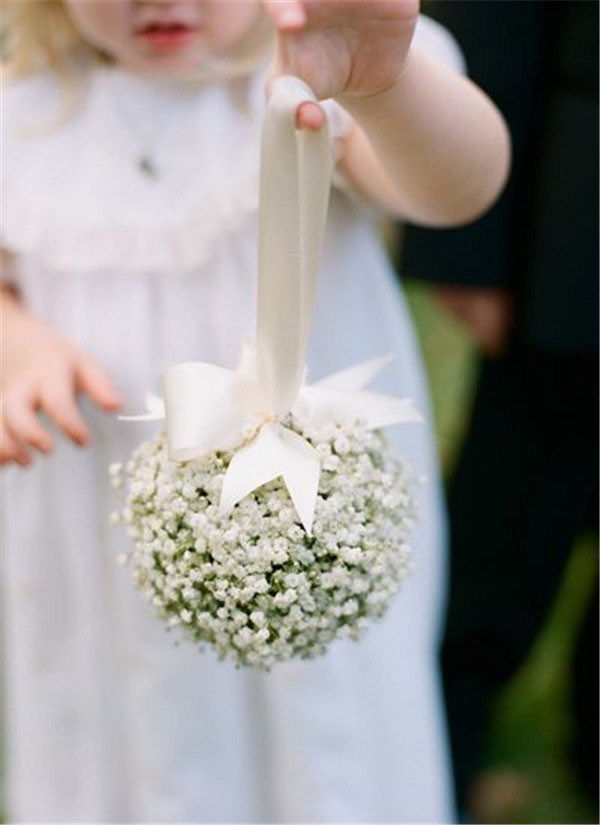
[[122, 77, 421, 534]]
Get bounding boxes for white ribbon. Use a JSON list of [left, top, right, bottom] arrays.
[[121, 76, 422, 534]]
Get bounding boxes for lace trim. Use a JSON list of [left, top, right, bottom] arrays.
[[2, 176, 259, 276], [2, 96, 352, 276]]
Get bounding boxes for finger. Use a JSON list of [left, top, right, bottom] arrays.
[[262, 0, 306, 30], [75, 357, 122, 412], [296, 100, 326, 131], [0, 422, 31, 466], [2, 396, 54, 454], [41, 379, 90, 447]]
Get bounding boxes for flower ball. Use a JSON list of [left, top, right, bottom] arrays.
[[111, 417, 418, 669]]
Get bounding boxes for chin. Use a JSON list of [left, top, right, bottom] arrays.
[[125, 49, 211, 80]]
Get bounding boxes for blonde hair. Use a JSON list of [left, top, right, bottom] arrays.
[[1, 0, 275, 84], [2, 1, 84, 79]]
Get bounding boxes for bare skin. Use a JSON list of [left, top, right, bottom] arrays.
[[432, 286, 514, 358], [264, 0, 510, 223], [0, 282, 121, 466], [1, 0, 511, 466]]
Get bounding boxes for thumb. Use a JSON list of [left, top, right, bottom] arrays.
[[264, 62, 326, 131]]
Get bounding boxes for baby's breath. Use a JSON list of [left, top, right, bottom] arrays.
[[111, 418, 418, 669]]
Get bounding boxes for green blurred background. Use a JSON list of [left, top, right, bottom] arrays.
[[405, 280, 599, 825]]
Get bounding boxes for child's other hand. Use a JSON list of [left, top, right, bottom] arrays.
[[432, 286, 514, 358], [1, 315, 121, 466], [263, 0, 419, 124]]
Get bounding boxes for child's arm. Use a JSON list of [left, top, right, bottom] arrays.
[[0, 278, 121, 466], [263, 0, 510, 226]]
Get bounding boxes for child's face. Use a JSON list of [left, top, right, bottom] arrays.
[[63, 0, 262, 77]]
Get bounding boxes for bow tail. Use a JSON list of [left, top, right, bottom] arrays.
[[313, 354, 395, 392], [220, 424, 320, 534], [297, 385, 424, 429]]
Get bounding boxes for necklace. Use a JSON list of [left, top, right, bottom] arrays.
[[125, 118, 165, 181], [118, 108, 165, 181], [138, 155, 159, 179], [109, 80, 177, 181]]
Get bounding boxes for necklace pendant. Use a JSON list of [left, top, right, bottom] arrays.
[[138, 155, 158, 179]]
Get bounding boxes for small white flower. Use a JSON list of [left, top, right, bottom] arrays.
[[250, 611, 266, 627], [333, 436, 350, 455]]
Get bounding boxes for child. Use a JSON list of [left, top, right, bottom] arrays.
[[0, 1, 509, 822]]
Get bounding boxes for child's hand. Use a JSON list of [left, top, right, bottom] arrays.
[[1, 311, 121, 466], [263, 0, 419, 127], [262, 0, 510, 225]]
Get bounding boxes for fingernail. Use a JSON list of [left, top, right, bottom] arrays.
[[296, 101, 325, 131]]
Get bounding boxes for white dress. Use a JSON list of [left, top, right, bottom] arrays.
[[1, 59, 453, 824]]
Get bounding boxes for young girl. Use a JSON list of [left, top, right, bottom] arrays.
[[1, 1, 509, 821]]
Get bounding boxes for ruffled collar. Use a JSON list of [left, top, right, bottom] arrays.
[[2, 65, 268, 275]]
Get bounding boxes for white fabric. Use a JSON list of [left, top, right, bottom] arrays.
[[1, 56, 453, 823]]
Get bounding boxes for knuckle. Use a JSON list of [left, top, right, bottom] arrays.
[[23, 430, 46, 449], [41, 394, 78, 427], [0, 445, 13, 462], [40, 394, 67, 421], [1, 389, 36, 424], [0, 394, 22, 419], [54, 407, 83, 433]]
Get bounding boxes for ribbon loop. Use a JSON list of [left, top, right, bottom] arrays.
[[255, 76, 332, 418]]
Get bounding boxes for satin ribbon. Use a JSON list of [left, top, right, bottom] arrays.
[[121, 76, 422, 534]]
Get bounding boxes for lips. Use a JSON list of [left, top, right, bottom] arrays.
[[135, 20, 199, 49]]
